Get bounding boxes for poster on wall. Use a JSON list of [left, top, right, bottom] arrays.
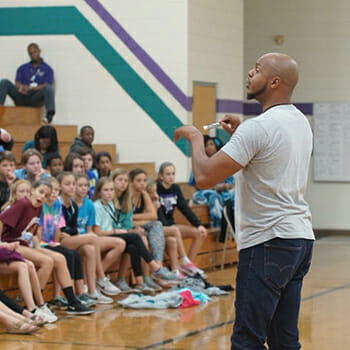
[[313, 102, 350, 182]]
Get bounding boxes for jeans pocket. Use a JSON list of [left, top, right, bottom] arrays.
[[264, 240, 302, 290]]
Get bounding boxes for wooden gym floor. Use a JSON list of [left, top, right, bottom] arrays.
[[0, 235, 349, 350]]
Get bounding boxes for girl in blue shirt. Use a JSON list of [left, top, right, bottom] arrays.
[[93, 174, 174, 294], [74, 174, 125, 278], [57, 172, 121, 303]]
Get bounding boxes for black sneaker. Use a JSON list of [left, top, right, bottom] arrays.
[[45, 111, 55, 124], [66, 302, 95, 315]]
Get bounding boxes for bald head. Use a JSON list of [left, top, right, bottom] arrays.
[[258, 53, 299, 90]]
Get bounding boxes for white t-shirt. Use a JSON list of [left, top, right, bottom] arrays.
[[222, 104, 314, 251]]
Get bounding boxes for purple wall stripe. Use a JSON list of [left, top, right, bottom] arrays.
[[85, 0, 314, 116], [216, 99, 243, 114], [294, 103, 313, 115], [85, 0, 192, 111], [243, 103, 262, 115], [243, 102, 313, 116]]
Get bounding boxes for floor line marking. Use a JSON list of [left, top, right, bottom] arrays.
[[0, 338, 137, 349]]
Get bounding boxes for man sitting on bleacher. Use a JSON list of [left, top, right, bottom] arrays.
[[0, 43, 55, 124]]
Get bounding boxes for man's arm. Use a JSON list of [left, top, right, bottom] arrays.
[[15, 65, 30, 94], [15, 81, 30, 94], [29, 83, 47, 91], [174, 116, 242, 189]]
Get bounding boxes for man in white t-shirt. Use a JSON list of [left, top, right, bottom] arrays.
[[174, 53, 314, 350]]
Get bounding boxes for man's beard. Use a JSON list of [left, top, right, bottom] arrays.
[[246, 84, 266, 100], [30, 58, 40, 64]]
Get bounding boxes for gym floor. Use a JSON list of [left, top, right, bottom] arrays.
[[0, 235, 349, 350]]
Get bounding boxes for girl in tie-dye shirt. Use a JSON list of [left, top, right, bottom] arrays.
[[37, 177, 88, 308], [39, 196, 65, 244]]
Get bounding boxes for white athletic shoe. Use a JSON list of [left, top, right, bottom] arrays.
[[34, 304, 58, 323], [97, 276, 121, 296], [87, 290, 113, 304]]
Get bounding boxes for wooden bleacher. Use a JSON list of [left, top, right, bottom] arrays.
[[0, 106, 119, 164], [0, 106, 237, 298], [112, 162, 156, 179]]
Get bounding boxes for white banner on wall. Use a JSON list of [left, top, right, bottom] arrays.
[[313, 102, 350, 182]]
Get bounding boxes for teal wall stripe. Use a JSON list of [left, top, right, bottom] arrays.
[[0, 7, 190, 156]]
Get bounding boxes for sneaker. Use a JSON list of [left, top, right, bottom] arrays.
[[66, 302, 95, 315], [157, 278, 181, 288], [87, 290, 114, 304], [192, 266, 206, 278], [46, 111, 55, 124], [97, 276, 121, 296], [144, 278, 162, 292], [152, 267, 177, 281], [197, 268, 206, 279], [173, 269, 186, 280], [179, 262, 204, 277], [77, 293, 97, 307], [114, 278, 135, 294], [49, 296, 69, 310], [133, 283, 156, 295], [35, 304, 58, 323]]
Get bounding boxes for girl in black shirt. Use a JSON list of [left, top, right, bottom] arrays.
[[157, 162, 207, 277]]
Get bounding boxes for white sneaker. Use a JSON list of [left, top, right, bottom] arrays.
[[97, 276, 121, 296], [35, 304, 58, 323], [87, 290, 113, 304]]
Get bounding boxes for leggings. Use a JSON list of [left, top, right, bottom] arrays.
[[45, 245, 83, 280], [142, 221, 165, 262], [0, 289, 24, 314], [110, 233, 153, 277]]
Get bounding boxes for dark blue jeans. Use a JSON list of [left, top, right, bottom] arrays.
[[0, 78, 55, 112], [231, 238, 313, 350]]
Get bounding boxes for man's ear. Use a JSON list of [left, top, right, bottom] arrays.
[[270, 76, 281, 89]]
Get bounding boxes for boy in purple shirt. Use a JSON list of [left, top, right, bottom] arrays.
[[0, 43, 55, 123]]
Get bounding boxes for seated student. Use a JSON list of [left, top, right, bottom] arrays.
[[130, 169, 177, 284], [1, 180, 32, 213], [0, 241, 52, 324], [75, 147, 97, 199], [46, 153, 63, 178], [0, 43, 55, 123], [63, 152, 85, 176], [0, 151, 16, 208], [57, 172, 121, 303], [22, 126, 59, 168], [0, 179, 92, 316], [146, 180, 197, 280], [189, 135, 234, 228], [70, 125, 95, 156], [74, 174, 126, 284], [14, 149, 49, 183], [93, 173, 175, 294], [0, 128, 14, 152], [94, 151, 112, 179], [37, 176, 95, 310], [157, 162, 207, 277]]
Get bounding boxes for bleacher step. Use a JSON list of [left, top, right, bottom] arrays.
[[0, 106, 41, 126], [112, 162, 156, 178], [54, 125, 78, 142]]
